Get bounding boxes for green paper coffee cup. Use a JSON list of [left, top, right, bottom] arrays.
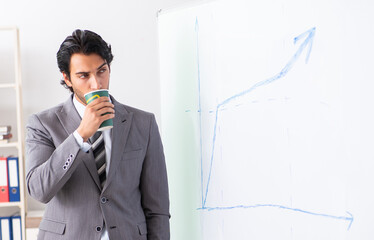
[[84, 89, 113, 131]]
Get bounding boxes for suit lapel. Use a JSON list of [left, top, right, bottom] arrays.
[[56, 95, 81, 135], [55, 95, 102, 190], [103, 97, 133, 192]]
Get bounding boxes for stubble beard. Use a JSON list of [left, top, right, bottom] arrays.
[[75, 92, 88, 106]]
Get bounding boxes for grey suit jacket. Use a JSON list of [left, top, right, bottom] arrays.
[[26, 95, 170, 240]]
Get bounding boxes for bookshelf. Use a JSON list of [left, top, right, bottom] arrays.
[[0, 26, 26, 240]]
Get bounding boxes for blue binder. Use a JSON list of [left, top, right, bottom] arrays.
[[0, 216, 11, 240], [7, 157, 20, 202], [10, 216, 22, 240]]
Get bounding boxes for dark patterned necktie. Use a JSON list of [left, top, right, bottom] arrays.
[[91, 132, 106, 188]]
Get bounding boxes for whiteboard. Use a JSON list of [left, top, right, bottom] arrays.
[[158, 0, 374, 239]]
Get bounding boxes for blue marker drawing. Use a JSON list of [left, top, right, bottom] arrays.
[[196, 18, 205, 206], [194, 19, 354, 229], [200, 25, 316, 208], [198, 204, 354, 230]]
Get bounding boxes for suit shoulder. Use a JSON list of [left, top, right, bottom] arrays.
[[119, 104, 157, 129], [27, 103, 64, 127], [111, 95, 154, 119], [123, 104, 154, 118], [35, 103, 64, 117]]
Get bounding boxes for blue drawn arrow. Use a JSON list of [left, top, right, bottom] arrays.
[[200, 26, 316, 208], [194, 20, 353, 230], [198, 204, 354, 230]]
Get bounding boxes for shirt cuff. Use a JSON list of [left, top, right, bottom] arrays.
[[73, 130, 91, 152]]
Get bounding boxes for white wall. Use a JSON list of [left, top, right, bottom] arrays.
[[0, 0, 199, 212]]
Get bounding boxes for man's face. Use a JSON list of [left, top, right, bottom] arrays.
[[63, 53, 110, 105]]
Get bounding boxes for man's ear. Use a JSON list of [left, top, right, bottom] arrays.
[[63, 72, 72, 87]]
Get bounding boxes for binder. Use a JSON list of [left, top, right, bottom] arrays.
[[11, 216, 22, 240], [7, 157, 20, 202], [0, 157, 9, 202], [0, 216, 11, 240]]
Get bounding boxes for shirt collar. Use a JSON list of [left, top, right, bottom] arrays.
[[72, 94, 86, 119]]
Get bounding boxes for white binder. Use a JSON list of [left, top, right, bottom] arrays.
[[0, 217, 11, 240], [11, 216, 22, 240]]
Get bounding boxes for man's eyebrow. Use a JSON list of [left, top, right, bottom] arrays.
[[75, 71, 89, 75], [97, 62, 107, 70], [75, 62, 107, 75]]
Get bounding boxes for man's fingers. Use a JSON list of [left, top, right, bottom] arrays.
[[96, 107, 115, 117], [101, 113, 115, 121], [87, 98, 114, 111]]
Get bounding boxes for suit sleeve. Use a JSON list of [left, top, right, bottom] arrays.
[[25, 114, 89, 203], [140, 114, 171, 240]]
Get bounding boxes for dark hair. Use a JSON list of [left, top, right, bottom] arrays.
[[57, 29, 114, 92]]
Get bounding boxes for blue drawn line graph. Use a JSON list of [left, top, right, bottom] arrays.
[[198, 204, 354, 231], [194, 18, 354, 229]]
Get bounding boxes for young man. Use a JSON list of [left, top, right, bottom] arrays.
[[26, 30, 170, 240]]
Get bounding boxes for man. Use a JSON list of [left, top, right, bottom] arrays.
[[26, 30, 170, 240]]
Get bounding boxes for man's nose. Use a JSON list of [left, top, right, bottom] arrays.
[[90, 75, 101, 89]]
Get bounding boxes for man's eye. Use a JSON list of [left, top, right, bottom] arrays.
[[99, 68, 107, 73], [79, 74, 88, 79]]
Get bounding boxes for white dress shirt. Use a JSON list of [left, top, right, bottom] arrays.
[[72, 95, 112, 240]]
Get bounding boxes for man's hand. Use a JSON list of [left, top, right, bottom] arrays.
[[77, 96, 115, 142]]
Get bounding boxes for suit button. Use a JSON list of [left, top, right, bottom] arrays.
[[96, 226, 102, 232], [101, 197, 108, 204]]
